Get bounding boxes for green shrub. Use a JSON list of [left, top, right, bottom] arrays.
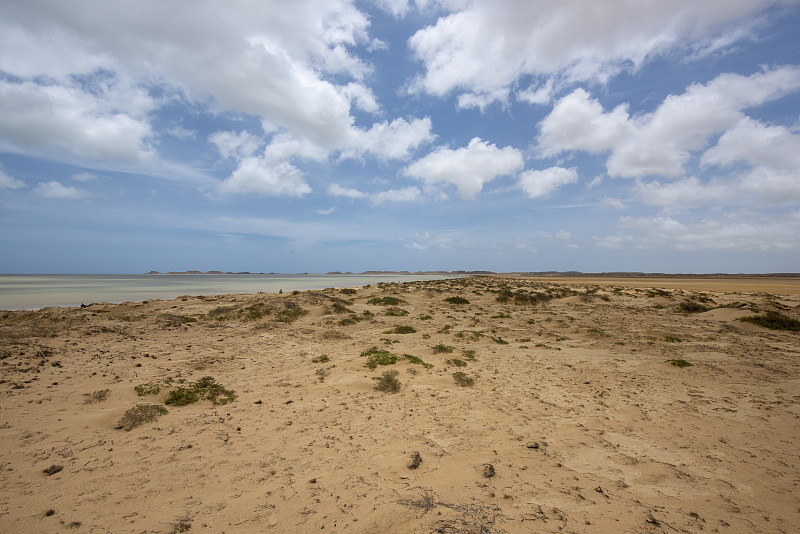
[[374, 370, 401, 393], [445, 296, 470, 305], [432, 344, 454, 354], [452, 372, 474, 387], [385, 307, 409, 316], [165, 386, 198, 406], [739, 311, 800, 331], [361, 347, 398, 369], [116, 404, 168, 431], [367, 296, 404, 306], [677, 300, 709, 313], [385, 325, 416, 334], [311, 354, 330, 363], [403, 354, 433, 368], [193, 376, 237, 405], [134, 379, 173, 396], [462, 349, 476, 361], [667, 359, 693, 368], [275, 306, 308, 323], [446, 358, 467, 367]]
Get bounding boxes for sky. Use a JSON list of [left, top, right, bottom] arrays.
[[1, 0, 800, 274]]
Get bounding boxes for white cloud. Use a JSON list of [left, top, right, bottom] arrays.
[[0, 168, 25, 190], [210, 131, 262, 160], [71, 172, 98, 182], [518, 166, 578, 199], [740, 167, 800, 202], [612, 212, 800, 251], [0, 79, 155, 165], [218, 157, 311, 196], [538, 89, 632, 157], [408, 0, 786, 106], [601, 196, 625, 209], [344, 117, 435, 160], [538, 67, 800, 179], [328, 183, 368, 199], [701, 117, 800, 171], [633, 177, 732, 209], [33, 181, 90, 200], [371, 186, 422, 204], [404, 137, 524, 199], [555, 230, 571, 240]]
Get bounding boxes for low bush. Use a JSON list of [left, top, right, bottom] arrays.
[[116, 404, 168, 431], [739, 311, 800, 331], [432, 344, 454, 354], [452, 372, 475, 387], [361, 347, 398, 369], [367, 296, 405, 306], [445, 296, 470, 305], [374, 370, 401, 393]]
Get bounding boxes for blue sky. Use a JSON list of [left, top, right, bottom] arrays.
[[1, 0, 800, 274]]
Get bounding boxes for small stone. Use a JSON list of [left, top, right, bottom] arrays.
[[407, 451, 422, 470], [526, 442, 539, 449], [482, 464, 495, 478]]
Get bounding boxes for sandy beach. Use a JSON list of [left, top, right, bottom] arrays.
[[1, 276, 798, 533]]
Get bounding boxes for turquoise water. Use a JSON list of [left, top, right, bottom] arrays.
[[0, 273, 456, 310]]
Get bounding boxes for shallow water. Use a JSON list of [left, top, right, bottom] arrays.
[[0, 273, 456, 310]]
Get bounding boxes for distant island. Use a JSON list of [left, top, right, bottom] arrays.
[[146, 270, 800, 277]]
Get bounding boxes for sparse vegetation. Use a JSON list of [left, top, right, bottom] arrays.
[[667, 359, 693, 368], [367, 296, 404, 306], [135, 379, 173, 396], [116, 404, 168, 431], [361, 347, 398, 369], [446, 358, 467, 367], [275, 305, 308, 323], [462, 349, 476, 361], [664, 335, 683, 343], [311, 354, 330, 363], [452, 371, 475, 387], [432, 343, 454, 354], [677, 300, 709, 314], [374, 369, 401, 393], [83, 389, 110, 403], [385, 325, 416, 334], [445, 296, 470, 305], [403, 354, 433, 368], [165, 386, 198, 406], [385, 306, 409, 316], [739, 311, 800, 331]]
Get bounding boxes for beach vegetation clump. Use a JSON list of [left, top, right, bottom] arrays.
[[165, 386, 198, 406], [157, 314, 197, 328], [275, 304, 308, 323], [83, 389, 111, 403], [311, 354, 330, 363], [403, 354, 433, 368], [116, 404, 168, 431], [329, 301, 354, 314], [462, 349, 476, 361], [374, 369, 401, 393], [367, 296, 405, 306], [445, 296, 470, 305], [339, 288, 357, 295], [135, 379, 174, 396], [677, 300, 709, 314], [452, 371, 475, 387], [432, 343, 454, 354], [361, 347, 398, 369], [385, 325, 416, 334], [667, 359, 693, 368], [446, 358, 467, 367], [385, 307, 409, 316], [739, 311, 800, 331]]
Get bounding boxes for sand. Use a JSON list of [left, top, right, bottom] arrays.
[[1, 276, 798, 533]]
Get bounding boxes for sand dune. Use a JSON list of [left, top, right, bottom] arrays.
[[1, 277, 799, 533]]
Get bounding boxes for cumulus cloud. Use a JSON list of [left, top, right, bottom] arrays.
[[33, 181, 90, 200], [328, 183, 369, 199], [0, 168, 25, 190], [404, 137, 524, 199], [408, 0, 787, 107], [371, 186, 422, 204], [701, 117, 800, 171], [0, 78, 155, 165], [518, 166, 579, 198], [210, 131, 262, 160], [611, 212, 800, 251], [218, 157, 311, 196], [633, 177, 733, 209], [538, 67, 800, 180]]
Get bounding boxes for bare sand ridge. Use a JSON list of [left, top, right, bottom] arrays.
[[1, 277, 799, 533]]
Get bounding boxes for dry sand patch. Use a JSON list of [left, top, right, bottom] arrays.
[[1, 276, 799, 533]]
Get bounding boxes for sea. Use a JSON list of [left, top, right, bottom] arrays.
[[0, 273, 458, 310]]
